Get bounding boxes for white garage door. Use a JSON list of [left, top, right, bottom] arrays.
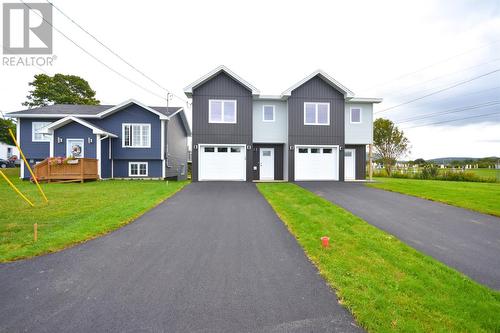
[[295, 146, 339, 181], [199, 145, 246, 181]]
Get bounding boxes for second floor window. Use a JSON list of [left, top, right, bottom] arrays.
[[209, 100, 237, 123], [304, 102, 330, 125], [262, 105, 275, 122], [32, 121, 51, 142], [122, 123, 151, 148], [350, 108, 362, 123]]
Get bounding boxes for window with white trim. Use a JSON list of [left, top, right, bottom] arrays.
[[32, 121, 51, 142], [209, 100, 237, 123], [122, 124, 151, 148], [262, 105, 275, 122], [350, 107, 362, 123], [304, 102, 330, 125], [129, 162, 148, 176]]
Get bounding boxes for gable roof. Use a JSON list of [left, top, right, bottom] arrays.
[[44, 116, 118, 137], [184, 65, 260, 97], [281, 70, 355, 98], [6, 99, 183, 119]]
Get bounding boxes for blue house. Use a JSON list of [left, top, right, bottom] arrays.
[[7, 99, 191, 180]]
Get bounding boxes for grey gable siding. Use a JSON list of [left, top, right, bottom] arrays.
[[191, 72, 253, 181], [54, 122, 96, 158], [166, 113, 188, 180], [287, 76, 346, 181]]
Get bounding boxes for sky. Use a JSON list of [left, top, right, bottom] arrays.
[[0, 0, 499, 159]]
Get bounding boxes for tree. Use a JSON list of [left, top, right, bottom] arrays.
[[23, 74, 100, 108], [373, 118, 410, 176], [412, 158, 426, 166], [0, 118, 16, 145]]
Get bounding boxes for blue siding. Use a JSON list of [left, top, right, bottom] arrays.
[[54, 122, 97, 158], [90, 104, 161, 160], [19, 118, 56, 159], [113, 160, 162, 178], [100, 137, 112, 179]]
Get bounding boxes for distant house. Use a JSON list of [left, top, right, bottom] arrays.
[[7, 99, 191, 180], [0, 141, 18, 161]]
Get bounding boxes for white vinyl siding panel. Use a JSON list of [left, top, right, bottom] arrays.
[[345, 103, 373, 144]]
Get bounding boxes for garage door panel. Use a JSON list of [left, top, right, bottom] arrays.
[[199, 145, 246, 181], [295, 146, 338, 181]]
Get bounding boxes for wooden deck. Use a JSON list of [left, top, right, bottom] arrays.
[[34, 158, 98, 183]]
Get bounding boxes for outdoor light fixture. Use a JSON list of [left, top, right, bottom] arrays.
[[193, 144, 198, 149], [57, 137, 62, 143], [88, 138, 93, 144], [289, 145, 294, 150], [246, 145, 252, 150]]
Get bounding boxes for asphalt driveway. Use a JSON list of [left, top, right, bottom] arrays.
[[299, 181, 500, 290], [0, 182, 360, 333]]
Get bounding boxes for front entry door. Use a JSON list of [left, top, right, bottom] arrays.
[[66, 139, 84, 158], [344, 149, 356, 180], [259, 148, 274, 180]]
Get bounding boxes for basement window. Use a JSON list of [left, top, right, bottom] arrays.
[[129, 162, 148, 177]]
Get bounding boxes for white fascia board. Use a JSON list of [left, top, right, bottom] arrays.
[[254, 95, 286, 101], [97, 99, 169, 120], [347, 97, 383, 103], [281, 70, 355, 98], [184, 65, 260, 97], [46, 116, 118, 138]]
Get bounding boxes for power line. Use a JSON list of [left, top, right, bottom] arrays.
[[20, 1, 174, 105], [395, 101, 500, 124], [402, 111, 500, 129], [45, 0, 188, 105], [362, 38, 500, 92], [375, 68, 500, 114], [381, 56, 500, 99]]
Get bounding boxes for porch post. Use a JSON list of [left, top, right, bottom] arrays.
[[368, 144, 373, 181], [96, 134, 101, 179]]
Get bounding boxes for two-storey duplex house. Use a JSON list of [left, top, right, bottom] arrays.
[[8, 99, 191, 180], [185, 66, 381, 182]]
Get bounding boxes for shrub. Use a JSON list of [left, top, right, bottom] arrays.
[[439, 171, 495, 183], [419, 164, 439, 179]]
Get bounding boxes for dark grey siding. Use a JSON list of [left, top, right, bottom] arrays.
[[191, 72, 253, 181], [252, 144, 284, 181], [287, 76, 346, 181], [166, 114, 188, 180], [346, 144, 366, 180]]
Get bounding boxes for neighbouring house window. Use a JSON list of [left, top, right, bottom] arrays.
[[262, 105, 275, 122], [304, 103, 330, 125], [129, 162, 148, 176], [122, 124, 151, 148], [209, 100, 237, 123], [7, 147, 13, 158], [32, 121, 51, 142], [351, 108, 362, 123]]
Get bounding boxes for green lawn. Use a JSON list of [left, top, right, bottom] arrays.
[[367, 177, 500, 217], [468, 168, 500, 181], [257, 183, 500, 332], [0, 168, 188, 262]]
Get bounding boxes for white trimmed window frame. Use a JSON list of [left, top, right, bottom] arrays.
[[32, 121, 51, 142], [128, 162, 148, 177], [122, 123, 151, 148], [304, 102, 330, 126], [350, 107, 362, 124], [208, 99, 237, 124], [262, 105, 275, 122]]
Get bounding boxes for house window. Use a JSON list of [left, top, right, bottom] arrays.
[[217, 147, 228, 152], [310, 148, 320, 154], [304, 103, 330, 125], [122, 124, 151, 148], [298, 148, 308, 153], [7, 147, 13, 158], [204, 147, 215, 152], [32, 122, 51, 142], [351, 108, 362, 123], [230, 147, 241, 153], [209, 100, 237, 123], [323, 148, 333, 154], [262, 105, 275, 122], [129, 162, 148, 176]]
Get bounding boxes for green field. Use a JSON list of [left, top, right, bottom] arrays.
[[368, 177, 500, 216], [0, 168, 187, 262], [257, 183, 500, 332], [468, 168, 500, 181]]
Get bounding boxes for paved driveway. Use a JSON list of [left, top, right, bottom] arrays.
[[299, 182, 500, 290], [0, 182, 360, 333]]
